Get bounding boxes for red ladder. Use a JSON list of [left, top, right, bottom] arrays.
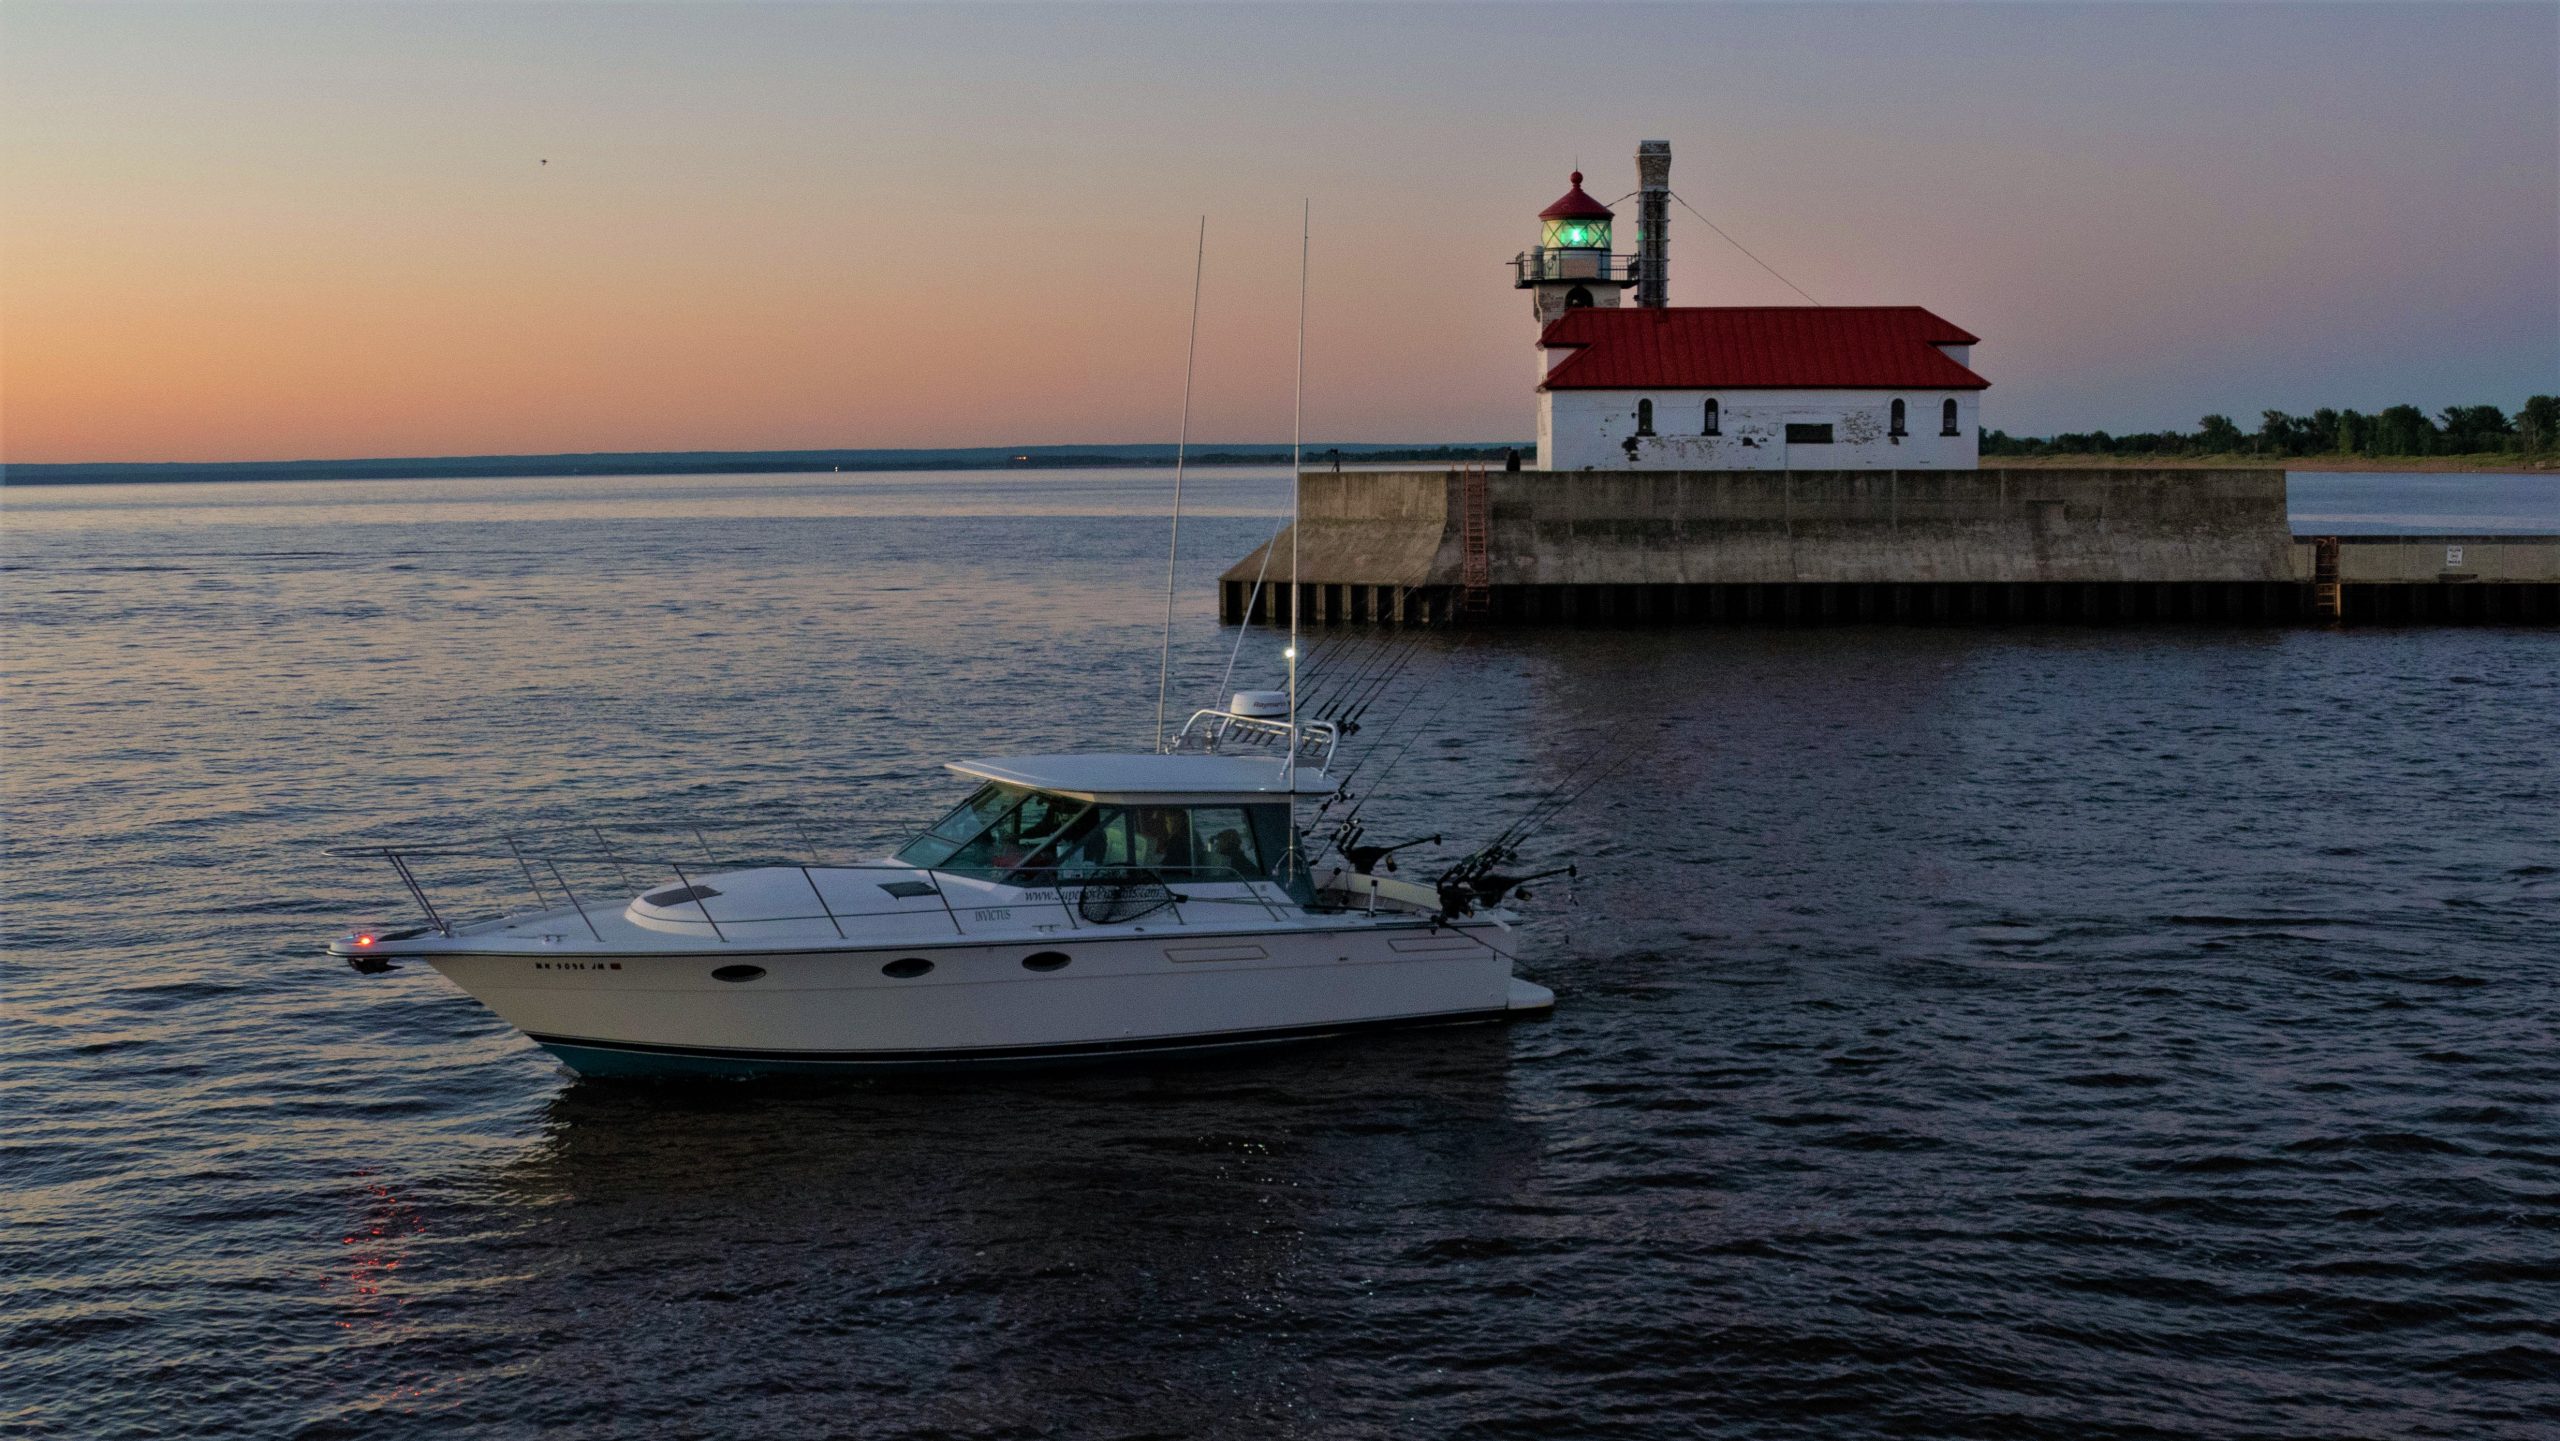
[[1458, 464, 1492, 621]]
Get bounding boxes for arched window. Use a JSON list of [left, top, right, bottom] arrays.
[[1941, 398, 1961, 436], [1635, 399, 1655, 436], [1565, 286, 1593, 310], [1703, 399, 1721, 436], [1890, 399, 1908, 437]]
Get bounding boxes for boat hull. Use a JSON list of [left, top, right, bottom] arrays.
[[529, 1006, 1528, 1078], [420, 922, 1552, 1079]]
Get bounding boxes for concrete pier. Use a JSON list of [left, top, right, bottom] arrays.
[[1220, 468, 2560, 626]]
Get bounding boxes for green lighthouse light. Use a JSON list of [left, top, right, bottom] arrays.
[[1542, 217, 1611, 251]]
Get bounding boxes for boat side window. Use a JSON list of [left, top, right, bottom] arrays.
[[1187, 807, 1262, 879], [1128, 807, 1192, 872], [895, 783, 1027, 868], [1246, 804, 1315, 903], [1013, 805, 1128, 883], [941, 791, 1088, 876]]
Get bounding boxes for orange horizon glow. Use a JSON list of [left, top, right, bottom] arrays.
[[4, 3, 2552, 467]]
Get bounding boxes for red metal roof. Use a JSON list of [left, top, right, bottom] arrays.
[[1539, 171, 1615, 221], [1538, 306, 1989, 391]]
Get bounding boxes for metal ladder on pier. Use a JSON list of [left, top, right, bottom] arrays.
[[2311, 535, 2342, 619], [1458, 463, 1492, 621]]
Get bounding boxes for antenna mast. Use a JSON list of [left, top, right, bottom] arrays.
[[1285, 200, 1307, 786], [1154, 216, 1207, 753]]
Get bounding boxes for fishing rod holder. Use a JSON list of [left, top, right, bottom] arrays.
[[1436, 863, 1577, 922], [1341, 832, 1442, 876]]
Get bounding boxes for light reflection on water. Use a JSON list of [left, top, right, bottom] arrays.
[[3, 468, 2556, 1439]]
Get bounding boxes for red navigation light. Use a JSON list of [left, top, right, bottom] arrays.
[[355, 933, 376, 946]]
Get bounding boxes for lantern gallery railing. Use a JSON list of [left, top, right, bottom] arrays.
[[1512, 250, 1641, 285]]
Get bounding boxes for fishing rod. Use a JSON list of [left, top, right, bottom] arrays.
[[1328, 636, 1429, 734], [1301, 643, 1477, 869], [1304, 677, 1450, 844], [1303, 634, 1405, 723], [1324, 661, 1452, 798], [1288, 633, 1353, 694], [1431, 732, 1635, 915], [1481, 745, 1632, 866]]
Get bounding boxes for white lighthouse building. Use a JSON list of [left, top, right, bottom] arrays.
[[1517, 143, 1989, 472]]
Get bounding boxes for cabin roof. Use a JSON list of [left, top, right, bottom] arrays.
[[947, 753, 1332, 801], [1538, 306, 1989, 391]]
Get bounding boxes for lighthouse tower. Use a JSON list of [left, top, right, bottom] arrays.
[[1513, 171, 1634, 325]]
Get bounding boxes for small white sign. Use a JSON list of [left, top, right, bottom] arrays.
[[2446, 545, 2465, 567]]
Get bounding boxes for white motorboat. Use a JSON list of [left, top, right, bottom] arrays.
[[329, 215, 1572, 1077], [326, 704, 1556, 1077]]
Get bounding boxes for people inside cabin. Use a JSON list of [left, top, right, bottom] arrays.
[[1182, 806, 1259, 878], [1131, 807, 1191, 870], [1207, 826, 1254, 878]]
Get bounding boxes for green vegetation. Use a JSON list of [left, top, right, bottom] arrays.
[[1983, 396, 2560, 463]]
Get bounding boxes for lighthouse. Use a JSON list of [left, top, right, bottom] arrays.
[[1513, 171, 1634, 325], [1524, 140, 1988, 471]]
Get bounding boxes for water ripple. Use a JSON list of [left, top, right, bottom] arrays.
[[4, 469, 2557, 1439]]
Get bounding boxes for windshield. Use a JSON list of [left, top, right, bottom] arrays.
[[894, 783, 1028, 869]]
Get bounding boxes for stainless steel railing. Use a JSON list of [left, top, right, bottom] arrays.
[[331, 817, 1351, 943], [1171, 708, 1340, 770], [330, 813, 900, 940]]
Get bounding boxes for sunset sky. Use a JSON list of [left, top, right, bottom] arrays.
[[3, 2, 2553, 466]]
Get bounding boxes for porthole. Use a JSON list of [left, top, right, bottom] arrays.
[[1022, 951, 1070, 973], [711, 964, 766, 983], [882, 957, 933, 979]]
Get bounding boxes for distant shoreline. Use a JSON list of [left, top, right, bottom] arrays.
[[1994, 452, 2555, 474], [0, 444, 1529, 488]]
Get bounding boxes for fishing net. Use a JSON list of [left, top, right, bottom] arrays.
[[1075, 867, 1180, 926]]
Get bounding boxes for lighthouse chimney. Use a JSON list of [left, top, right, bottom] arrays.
[[1635, 140, 1671, 309]]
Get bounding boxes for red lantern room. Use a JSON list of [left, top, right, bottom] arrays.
[[1539, 171, 1615, 252], [1516, 168, 1634, 324]]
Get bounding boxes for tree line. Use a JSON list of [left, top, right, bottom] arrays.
[[1981, 396, 2559, 459]]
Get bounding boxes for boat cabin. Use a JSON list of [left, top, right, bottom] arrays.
[[894, 754, 1326, 896]]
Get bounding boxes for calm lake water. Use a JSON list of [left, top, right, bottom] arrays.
[[4, 469, 2556, 1439], [2284, 471, 2559, 534]]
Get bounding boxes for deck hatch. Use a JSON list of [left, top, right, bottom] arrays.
[[1164, 943, 1268, 964], [643, 883, 722, 908]]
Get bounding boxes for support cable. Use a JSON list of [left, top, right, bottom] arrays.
[[1668, 190, 1822, 306]]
